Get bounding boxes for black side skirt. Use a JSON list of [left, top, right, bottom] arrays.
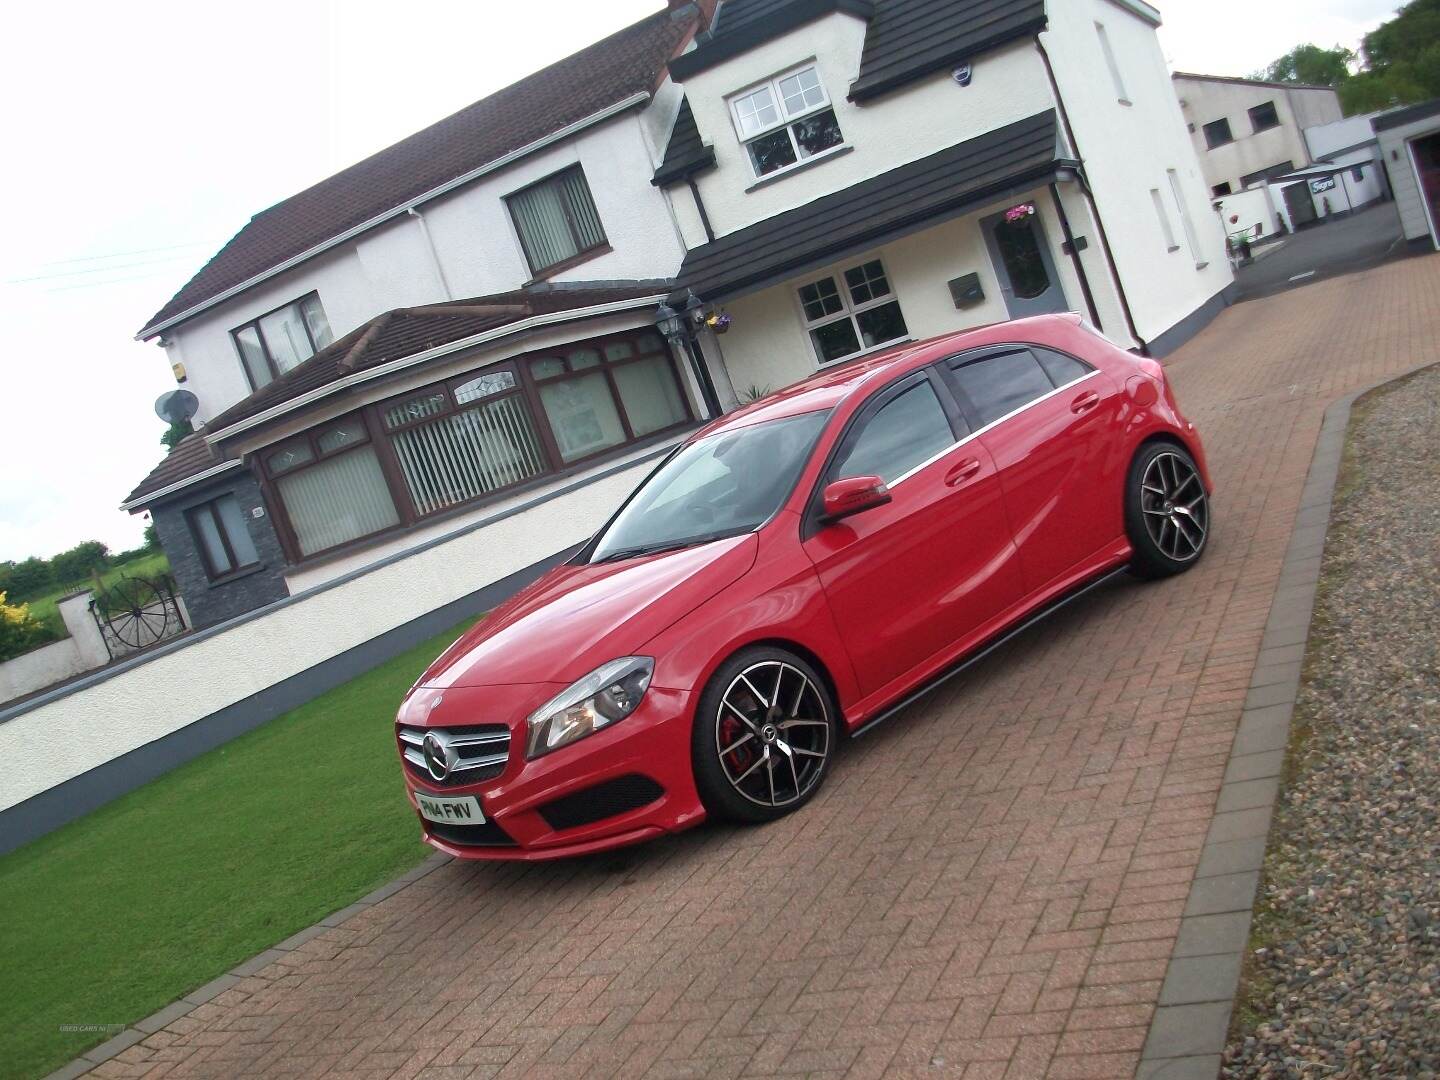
[[850, 565, 1130, 739]]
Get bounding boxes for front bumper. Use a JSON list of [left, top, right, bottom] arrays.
[[400, 685, 706, 860]]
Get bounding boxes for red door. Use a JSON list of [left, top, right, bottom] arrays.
[[944, 347, 1124, 592], [802, 371, 1024, 697]]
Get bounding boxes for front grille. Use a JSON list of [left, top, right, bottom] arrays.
[[398, 723, 510, 788], [426, 818, 517, 848], [537, 774, 666, 832]]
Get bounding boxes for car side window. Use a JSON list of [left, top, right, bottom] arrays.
[[1032, 347, 1092, 388], [949, 350, 1055, 426], [833, 380, 955, 485]]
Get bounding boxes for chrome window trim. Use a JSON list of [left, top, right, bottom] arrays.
[[886, 369, 1100, 490]]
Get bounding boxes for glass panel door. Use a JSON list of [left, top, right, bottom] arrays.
[[980, 206, 1068, 320]]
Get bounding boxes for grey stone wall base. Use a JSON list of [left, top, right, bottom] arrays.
[[45, 852, 452, 1079], [1139, 359, 1440, 1077], [1147, 287, 1233, 358], [2, 548, 574, 858]]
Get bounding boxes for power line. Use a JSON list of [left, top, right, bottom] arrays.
[[43, 268, 189, 293], [35, 240, 214, 267], [6, 252, 199, 284]]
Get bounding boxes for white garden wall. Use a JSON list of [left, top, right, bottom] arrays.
[[0, 592, 113, 705], [0, 452, 660, 814]]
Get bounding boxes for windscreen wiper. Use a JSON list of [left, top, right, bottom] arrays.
[[594, 530, 748, 564]]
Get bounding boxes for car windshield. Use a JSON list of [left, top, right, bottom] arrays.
[[589, 410, 830, 562]]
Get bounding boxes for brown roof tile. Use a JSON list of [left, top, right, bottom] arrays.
[[122, 433, 227, 508], [139, 7, 698, 336], [203, 281, 672, 432]]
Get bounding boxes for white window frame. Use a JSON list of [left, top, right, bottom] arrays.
[[727, 63, 844, 180], [795, 257, 909, 367]]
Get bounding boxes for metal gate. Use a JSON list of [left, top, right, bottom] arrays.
[[90, 574, 187, 660]]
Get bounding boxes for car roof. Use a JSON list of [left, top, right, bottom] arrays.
[[697, 312, 1084, 439]]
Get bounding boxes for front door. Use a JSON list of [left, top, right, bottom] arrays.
[[1283, 181, 1318, 230], [802, 370, 1024, 698], [981, 204, 1069, 320]]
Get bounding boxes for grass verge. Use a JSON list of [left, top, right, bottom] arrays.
[[0, 617, 474, 1079]]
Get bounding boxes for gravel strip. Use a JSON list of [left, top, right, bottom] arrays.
[[1222, 363, 1440, 1078]]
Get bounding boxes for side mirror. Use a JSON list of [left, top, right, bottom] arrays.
[[821, 475, 892, 524]]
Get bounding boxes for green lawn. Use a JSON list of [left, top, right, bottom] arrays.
[[20, 552, 172, 639], [0, 617, 474, 1080]]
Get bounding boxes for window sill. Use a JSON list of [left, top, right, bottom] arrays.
[[816, 336, 914, 370], [745, 144, 854, 193], [204, 563, 267, 589], [524, 243, 613, 284]]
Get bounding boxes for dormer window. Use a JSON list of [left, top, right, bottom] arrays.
[[729, 65, 844, 179], [231, 293, 334, 391]]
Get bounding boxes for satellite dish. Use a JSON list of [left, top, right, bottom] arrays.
[[155, 389, 199, 425]]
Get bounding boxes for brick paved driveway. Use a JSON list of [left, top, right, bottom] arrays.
[[92, 257, 1440, 1080]]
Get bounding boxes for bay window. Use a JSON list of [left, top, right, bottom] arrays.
[[260, 329, 693, 561], [798, 259, 909, 365], [729, 65, 844, 179], [266, 418, 400, 557], [506, 165, 608, 276], [232, 293, 334, 390]]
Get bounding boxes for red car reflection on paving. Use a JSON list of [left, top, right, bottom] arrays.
[[396, 314, 1213, 860]]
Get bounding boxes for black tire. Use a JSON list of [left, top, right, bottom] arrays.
[[692, 646, 838, 825], [1125, 441, 1211, 579]]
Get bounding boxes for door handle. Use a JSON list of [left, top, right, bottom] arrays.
[[1070, 391, 1101, 414], [945, 458, 982, 487]]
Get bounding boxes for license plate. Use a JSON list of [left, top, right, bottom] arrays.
[[413, 791, 485, 824]]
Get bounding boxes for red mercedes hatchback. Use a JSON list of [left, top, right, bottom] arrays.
[[396, 314, 1212, 859]]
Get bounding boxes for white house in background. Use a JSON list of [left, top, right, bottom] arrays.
[[126, 0, 1232, 632], [1173, 73, 1343, 198]]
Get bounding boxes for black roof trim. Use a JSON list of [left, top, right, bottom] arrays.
[[675, 110, 1059, 302], [652, 97, 718, 186], [848, 1, 1048, 103], [1374, 97, 1440, 132], [670, 0, 875, 80]]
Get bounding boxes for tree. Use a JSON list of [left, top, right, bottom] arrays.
[[143, 523, 160, 550], [8, 557, 52, 598], [1256, 2, 1440, 114], [161, 418, 193, 451], [1254, 44, 1355, 88], [50, 541, 110, 586]]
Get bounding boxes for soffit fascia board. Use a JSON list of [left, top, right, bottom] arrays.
[[1102, 0, 1161, 26], [120, 460, 243, 513], [203, 294, 669, 445], [136, 93, 651, 342], [669, 0, 875, 81]]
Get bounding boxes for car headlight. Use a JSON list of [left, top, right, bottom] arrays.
[[525, 657, 654, 759]]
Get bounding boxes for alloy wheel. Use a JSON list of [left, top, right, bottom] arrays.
[[1140, 451, 1208, 562], [714, 661, 831, 808]]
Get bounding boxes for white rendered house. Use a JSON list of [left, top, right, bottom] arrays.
[[126, 0, 1232, 633]]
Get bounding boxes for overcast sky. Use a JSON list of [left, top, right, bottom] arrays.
[[0, 0, 1398, 562]]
